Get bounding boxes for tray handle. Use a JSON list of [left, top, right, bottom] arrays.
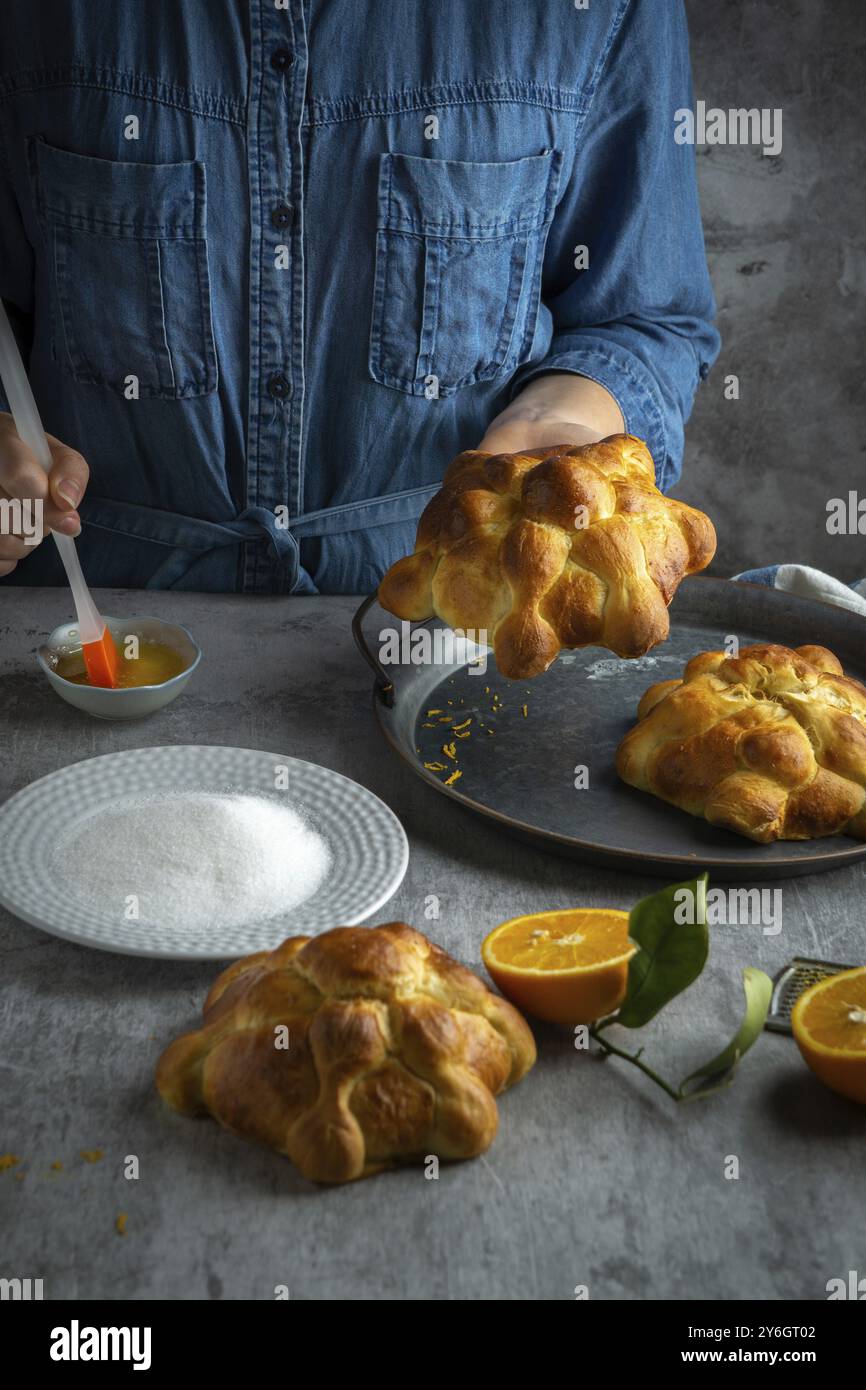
[[352, 591, 396, 708]]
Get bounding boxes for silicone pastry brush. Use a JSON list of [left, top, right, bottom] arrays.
[[0, 301, 118, 686]]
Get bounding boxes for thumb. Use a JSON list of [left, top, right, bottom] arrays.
[[46, 435, 90, 512]]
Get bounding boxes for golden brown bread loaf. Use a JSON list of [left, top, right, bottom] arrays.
[[616, 643, 866, 843], [378, 434, 716, 680], [156, 922, 536, 1184]]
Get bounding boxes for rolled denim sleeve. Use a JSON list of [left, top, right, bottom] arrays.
[[510, 0, 719, 492]]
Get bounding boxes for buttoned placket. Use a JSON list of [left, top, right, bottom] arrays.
[[243, 0, 309, 593]]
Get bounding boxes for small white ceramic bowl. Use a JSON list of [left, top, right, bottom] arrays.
[[38, 615, 201, 720]]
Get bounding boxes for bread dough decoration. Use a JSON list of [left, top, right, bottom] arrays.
[[378, 435, 716, 680], [156, 922, 536, 1184], [616, 643, 866, 843]]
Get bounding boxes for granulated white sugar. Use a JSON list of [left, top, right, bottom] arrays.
[[53, 792, 331, 929]]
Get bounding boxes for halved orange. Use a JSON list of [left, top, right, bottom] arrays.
[[791, 966, 866, 1105], [481, 908, 635, 1025]]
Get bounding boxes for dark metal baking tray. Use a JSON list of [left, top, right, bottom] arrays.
[[353, 576, 866, 879]]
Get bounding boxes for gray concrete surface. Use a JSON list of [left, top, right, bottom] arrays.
[[2, 588, 865, 1301], [681, 0, 866, 583]]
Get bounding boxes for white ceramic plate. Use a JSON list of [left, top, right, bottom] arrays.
[[0, 746, 409, 959]]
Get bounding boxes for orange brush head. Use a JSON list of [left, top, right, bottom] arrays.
[[82, 626, 120, 688]]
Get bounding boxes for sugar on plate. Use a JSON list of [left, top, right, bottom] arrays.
[[53, 791, 331, 930]]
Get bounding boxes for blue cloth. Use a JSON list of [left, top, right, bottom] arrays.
[[0, 0, 718, 594], [733, 565, 866, 617]]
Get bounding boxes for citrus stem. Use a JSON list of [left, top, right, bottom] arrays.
[[590, 1021, 682, 1102]]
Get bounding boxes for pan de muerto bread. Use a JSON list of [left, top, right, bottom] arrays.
[[616, 643, 866, 843], [156, 922, 536, 1184], [378, 434, 716, 680]]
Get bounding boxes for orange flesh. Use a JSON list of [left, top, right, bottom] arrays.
[[485, 909, 633, 973], [57, 638, 186, 689], [482, 908, 635, 1025], [797, 970, 866, 1053]]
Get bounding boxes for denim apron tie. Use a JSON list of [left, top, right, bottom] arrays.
[[79, 483, 441, 591]]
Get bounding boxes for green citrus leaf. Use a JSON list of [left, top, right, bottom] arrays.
[[615, 874, 709, 1029], [678, 966, 773, 1100]]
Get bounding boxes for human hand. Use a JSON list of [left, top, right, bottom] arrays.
[[478, 372, 624, 455], [0, 412, 89, 576]]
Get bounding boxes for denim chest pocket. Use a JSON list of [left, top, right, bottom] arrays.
[[369, 149, 562, 397], [29, 138, 217, 400]]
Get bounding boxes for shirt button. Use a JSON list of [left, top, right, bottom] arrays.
[[271, 48, 295, 72], [271, 203, 294, 230], [699, 361, 710, 380], [267, 373, 292, 401]]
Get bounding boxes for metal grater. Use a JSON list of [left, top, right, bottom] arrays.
[[765, 957, 856, 1035]]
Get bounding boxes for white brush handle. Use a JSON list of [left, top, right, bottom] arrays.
[[0, 301, 104, 642]]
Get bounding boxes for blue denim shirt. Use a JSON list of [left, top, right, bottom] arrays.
[[0, 0, 719, 594]]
